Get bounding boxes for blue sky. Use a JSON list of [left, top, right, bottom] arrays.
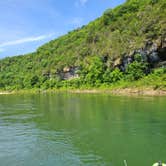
[[0, 0, 125, 58]]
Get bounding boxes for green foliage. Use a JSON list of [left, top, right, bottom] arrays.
[[134, 53, 143, 62], [80, 56, 104, 86], [0, 0, 166, 90], [151, 0, 158, 5], [117, 0, 140, 16], [153, 67, 166, 76], [30, 75, 39, 87], [103, 68, 123, 83], [101, 9, 115, 25], [126, 61, 148, 81]]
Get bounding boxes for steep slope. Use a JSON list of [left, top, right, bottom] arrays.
[[0, 0, 166, 90]]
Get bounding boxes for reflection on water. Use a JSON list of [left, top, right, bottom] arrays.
[[0, 93, 166, 166]]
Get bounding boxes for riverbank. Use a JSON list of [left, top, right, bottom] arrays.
[[110, 88, 166, 96], [1, 87, 166, 96], [69, 88, 166, 96]]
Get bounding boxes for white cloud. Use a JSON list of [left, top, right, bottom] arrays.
[[0, 33, 54, 48], [75, 0, 88, 7]]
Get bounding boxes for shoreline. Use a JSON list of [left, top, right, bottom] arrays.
[[0, 88, 166, 96], [110, 88, 166, 96], [69, 88, 166, 96]]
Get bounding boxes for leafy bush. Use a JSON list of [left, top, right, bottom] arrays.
[[30, 75, 39, 87], [126, 61, 148, 81], [153, 68, 166, 76], [101, 9, 115, 25], [103, 68, 123, 83], [80, 56, 104, 86]]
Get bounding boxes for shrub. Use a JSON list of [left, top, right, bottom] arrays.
[[153, 68, 166, 76], [101, 9, 115, 25], [30, 75, 39, 87], [80, 56, 104, 85], [103, 68, 123, 83], [126, 61, 148, 81]]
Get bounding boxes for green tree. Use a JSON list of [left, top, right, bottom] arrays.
[[103, 68, 123, 83], [126, 61, 148, 81], [80, 56, 104, 86], [30, 75, 39, 87], [101, 9, 115, 25]]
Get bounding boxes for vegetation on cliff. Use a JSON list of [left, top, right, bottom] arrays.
[[0, 0, 166, 91]]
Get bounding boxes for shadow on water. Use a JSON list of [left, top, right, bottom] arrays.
[[0, 93, 166, 166]]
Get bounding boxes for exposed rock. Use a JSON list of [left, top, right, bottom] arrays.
[[122, 56, 133, 69], [149, 43, 158, 52], [63, 67, 70, 72], [158, 47, 166, 61], [161, 37, 166, 48], [113, 58, 122, 67], [60, 67, 80, 80], [155, 38, 162, 48], [139, 50, 148, 62], [148, 52, 160, 64], [119, 65, 125, 72], [112, 38, 166, 72], [129, 50, 135, 57]]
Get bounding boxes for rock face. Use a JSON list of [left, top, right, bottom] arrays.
[[113, 37, 166, 71], [59, 38, 166, 80], [60, 67, 79, 80], [113, 58, 122, 67]]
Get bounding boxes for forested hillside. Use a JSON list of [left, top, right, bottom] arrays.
[[0, 0, 166, 90]]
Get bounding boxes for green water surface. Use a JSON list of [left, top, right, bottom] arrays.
[[0, 93, 166, 166]]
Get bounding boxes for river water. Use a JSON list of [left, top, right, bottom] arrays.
[[0, 93, 166, 166]]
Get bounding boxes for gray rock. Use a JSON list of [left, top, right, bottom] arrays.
[[140, 51, 148, 62], [150, 43, 158, 52], [122, 56, 133, 70], [148, 52, 160, 63], [59, 66, 80, 80]]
